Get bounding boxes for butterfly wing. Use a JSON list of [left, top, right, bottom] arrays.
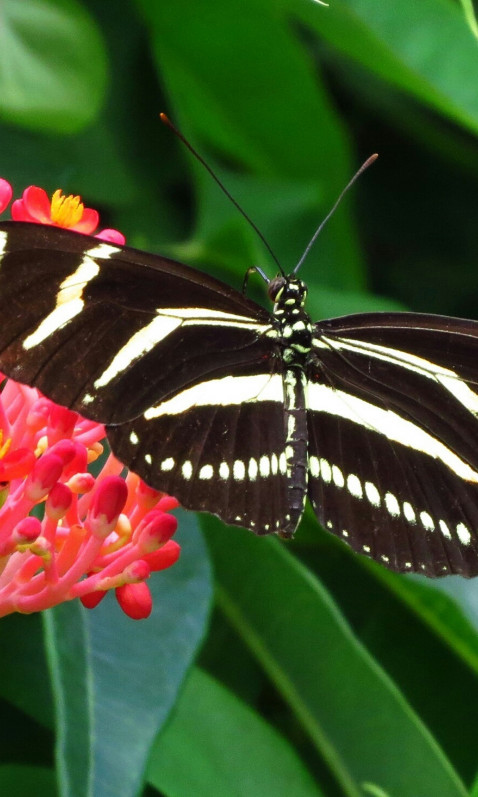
[[308, 312, 478, 577], [0, 222, 293, 533]]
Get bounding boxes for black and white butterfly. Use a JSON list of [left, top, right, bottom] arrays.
[[1, 219, 478, 577]]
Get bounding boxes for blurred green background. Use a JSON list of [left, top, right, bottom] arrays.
[[2, 1, 478, 795]]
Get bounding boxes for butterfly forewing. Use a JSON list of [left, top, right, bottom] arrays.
[[0, 222, 272, 423]]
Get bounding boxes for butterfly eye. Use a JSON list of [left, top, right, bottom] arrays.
[[267, 276, 286, 302]]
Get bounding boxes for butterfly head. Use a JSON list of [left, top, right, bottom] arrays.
[[268, 275, 308, 309]]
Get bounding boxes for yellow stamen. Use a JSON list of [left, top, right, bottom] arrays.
[[0, 430, 12, 459], [50, 189, 84, 227], [35, 436, 48, 458], [103, 514, 132, 554], [88, 442, 104, 464], [0, 485, 9, 509]]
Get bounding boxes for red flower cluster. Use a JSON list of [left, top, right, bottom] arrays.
[[0, 179, 180, 619]]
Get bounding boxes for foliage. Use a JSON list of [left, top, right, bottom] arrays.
[[1, 0, 478, 794]]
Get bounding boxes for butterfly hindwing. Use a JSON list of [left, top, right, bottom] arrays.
[[107, 380, 293, 533], [307, 315, 478, 576]]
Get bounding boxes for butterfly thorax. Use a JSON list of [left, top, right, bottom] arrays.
[[269, 275, 313, 367]]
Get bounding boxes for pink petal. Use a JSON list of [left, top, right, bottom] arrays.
[[73, 207, 99, 234], [21, 186, 53, 222], [0, 179, 13, 214], [95, 228, 126, 245], [11, 199, 40, 223]]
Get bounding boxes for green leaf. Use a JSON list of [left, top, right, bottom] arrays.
[[458, 0, 478, 40], [205, 522, 467, 797], [291, 525, 478, 782], [43, 513, 212, 797], [0, 0, 108, 133], [148, 666, 324, 796], [0, 765, 56, 797], [299, 0, 478, 134]]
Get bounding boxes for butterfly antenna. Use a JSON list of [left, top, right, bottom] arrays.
[[160, 113, 284, 276], [293, 153, 378, 274]]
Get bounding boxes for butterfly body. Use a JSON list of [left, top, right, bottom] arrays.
[[2, 221, 478, 576]]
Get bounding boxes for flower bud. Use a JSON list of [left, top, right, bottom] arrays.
[[46, 483, 72, 520], [116, 582, 152, 619], [87, 476, 128, 539], [25, 454, 64, 501], [138, 511, 177, 552]]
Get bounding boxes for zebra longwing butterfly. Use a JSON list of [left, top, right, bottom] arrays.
[[1, 220, 478, 577]]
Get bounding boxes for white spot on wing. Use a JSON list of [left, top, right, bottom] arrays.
[[309, 456, 319, 478], [129, 431, 139, 445], [182, 461, 193, 480], [248, 458, 258, 481], [319, 458, 331, 483], [199, 464, 213, 480], [233, 460, 245, 481], [365, 481, 381, 507], [332, 465, 344, 488], [420, 511, 435, 531], [219, 462, 229, 480], [457, 522, 472, 545], [347, 473, 363, 499], [0, 230, 7, 257], [161, 458, 175, 472], [385, 492, 400, 517], [403, 502, 416, 524], [259, 455, 270, 478], [439, 519, 451, 539]]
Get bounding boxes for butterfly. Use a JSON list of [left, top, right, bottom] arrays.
[[1, 218, 478, 577]]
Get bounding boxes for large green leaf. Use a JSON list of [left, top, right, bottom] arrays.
[[0, 765, 56, 797], [0, 0, 107, 133], [148, 666, 324, 796], [205, 522, 467, 797], [43, 513, 212, 797], [298, 0, 478, 134]]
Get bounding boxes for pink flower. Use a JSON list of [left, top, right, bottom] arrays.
[[0, 177, 181, 619], [1, 178, 124, 244], [0, 377, 180, 619], [0, 179, 13, 214]]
